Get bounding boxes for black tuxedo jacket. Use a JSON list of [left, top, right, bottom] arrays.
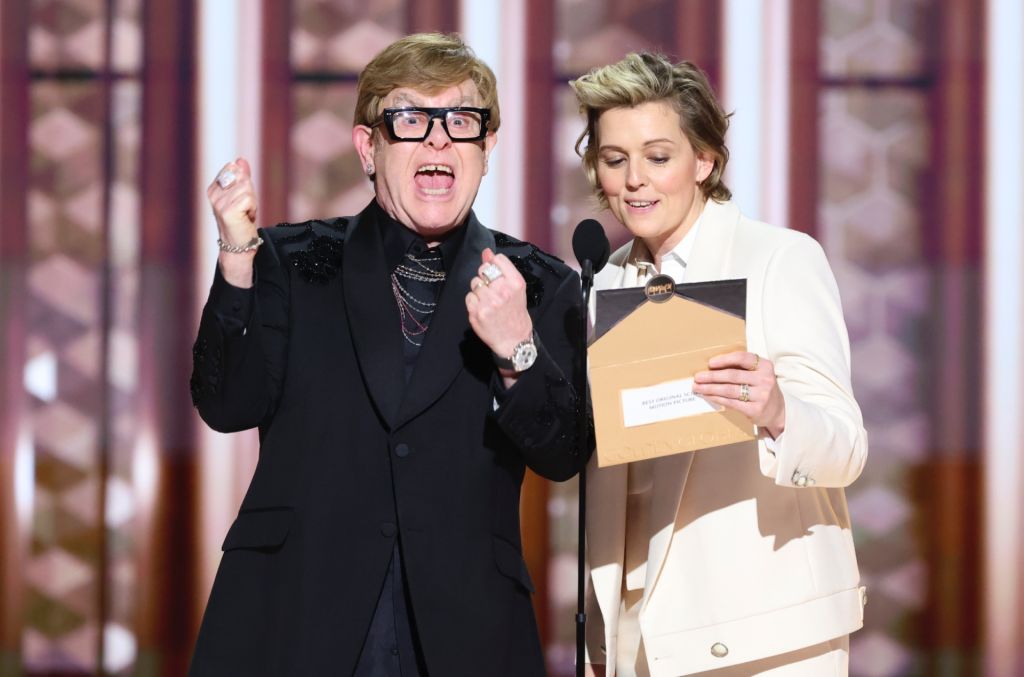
[[188, 202, 587, 676]]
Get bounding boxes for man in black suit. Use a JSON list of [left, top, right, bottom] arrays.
[[188, 33, 587, 676]]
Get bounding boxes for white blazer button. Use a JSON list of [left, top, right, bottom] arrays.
[[710, 642, 729, 658]]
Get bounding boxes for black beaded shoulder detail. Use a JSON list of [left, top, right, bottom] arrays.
[[492, 232, 518, 249], [277, 219, 348, 284], [507, 256, 544, 308], [492, 232, 563, 274], [492, 231, 566, 308], [289, 234, 343, 284]]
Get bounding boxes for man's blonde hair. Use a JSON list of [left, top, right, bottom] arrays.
[[355, 33, 500, 133], [570, 53, 731, 208]]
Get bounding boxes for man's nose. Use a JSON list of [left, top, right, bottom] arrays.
[[424, 118, 452, 149]]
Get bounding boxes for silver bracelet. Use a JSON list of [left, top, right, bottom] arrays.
[[217, 235, 263, 253]]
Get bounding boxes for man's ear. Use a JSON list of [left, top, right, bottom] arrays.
[[482, 132, 498, 175], [352, 125, 376, 175]]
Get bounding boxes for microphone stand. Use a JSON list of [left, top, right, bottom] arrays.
[[576, 259, 594, 677]]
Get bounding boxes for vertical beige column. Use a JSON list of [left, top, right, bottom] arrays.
[[985, 1, 1024, 674], [461, 0, 526, 238], [194, 0, 264, 606]]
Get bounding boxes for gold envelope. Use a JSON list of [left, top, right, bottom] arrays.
[[589, 279, 754, 467]]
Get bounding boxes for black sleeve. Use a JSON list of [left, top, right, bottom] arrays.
[[493, 271, 593, 481], [189, 232, 290, 433]]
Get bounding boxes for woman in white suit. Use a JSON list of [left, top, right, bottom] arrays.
[[571, 54, 868, 676]]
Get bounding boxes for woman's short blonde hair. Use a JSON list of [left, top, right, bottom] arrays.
[[354, 33, 500, 134], [570, 53, 731, 207]]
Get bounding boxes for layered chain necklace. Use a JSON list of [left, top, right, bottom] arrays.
[[390, 250, 446, 347]]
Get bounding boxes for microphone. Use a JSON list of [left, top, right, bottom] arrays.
[[570, 217, 609, 677], [572, 218, 611, 284]]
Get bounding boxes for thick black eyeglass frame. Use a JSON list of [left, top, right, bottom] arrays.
[[373, 107, 491, 142]]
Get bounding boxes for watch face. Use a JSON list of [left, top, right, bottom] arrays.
[[513, 341, 538, 371]]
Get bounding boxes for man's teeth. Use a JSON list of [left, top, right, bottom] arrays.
[[417, 164, 453, 175]]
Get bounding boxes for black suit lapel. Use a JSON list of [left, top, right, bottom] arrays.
[[395, 213, 494, 428], [342, 204, 404, 429]]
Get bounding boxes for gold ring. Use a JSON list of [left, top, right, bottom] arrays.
[[750, 354, 760, 371], [739, 383, 751, 402]]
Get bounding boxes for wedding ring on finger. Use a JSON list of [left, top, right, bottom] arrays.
[[216, 169, 238, 189], [750, 354, 760, 371], [480, 262, 503, 286], [739, 383, 751, 402]]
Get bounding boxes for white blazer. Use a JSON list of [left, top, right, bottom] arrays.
[[585, 199, 868, 676]]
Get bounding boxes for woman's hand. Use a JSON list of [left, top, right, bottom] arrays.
[[465, 248, 533, 388], [692, 351, 786, 439], [208, 158, 258, 288]]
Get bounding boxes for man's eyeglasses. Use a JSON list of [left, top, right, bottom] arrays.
[[374, 107, 491, 142]]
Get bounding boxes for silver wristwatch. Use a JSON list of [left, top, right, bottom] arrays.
[[494, 332, 538, 373]]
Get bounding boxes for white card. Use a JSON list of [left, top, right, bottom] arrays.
[[620, 377, 721, 428]]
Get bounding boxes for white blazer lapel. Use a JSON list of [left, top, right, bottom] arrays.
[[641, 199, 740, 609], [641, 452, 693, 606], [587, 201, 742, 620], [679, 199, 739, 284]]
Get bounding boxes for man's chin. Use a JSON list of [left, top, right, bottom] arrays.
[[407, 206, 471, 236]]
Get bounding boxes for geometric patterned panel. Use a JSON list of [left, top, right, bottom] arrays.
[[291, 0, 405, 73], [22, 0, 143, 670], [819, 90, 928, 270], [821, 0, 931, 78], [555, 0, 679, 75], [288, 0, 410, 224], [29, 0, 108, 70], [290, 83, 375, 223], [25, 79, 106, 673], [823, 89, 931, 676], [820, 1, 934, 674]]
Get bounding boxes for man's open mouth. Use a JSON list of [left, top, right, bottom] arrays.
[[415, 164, 454, 195]]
